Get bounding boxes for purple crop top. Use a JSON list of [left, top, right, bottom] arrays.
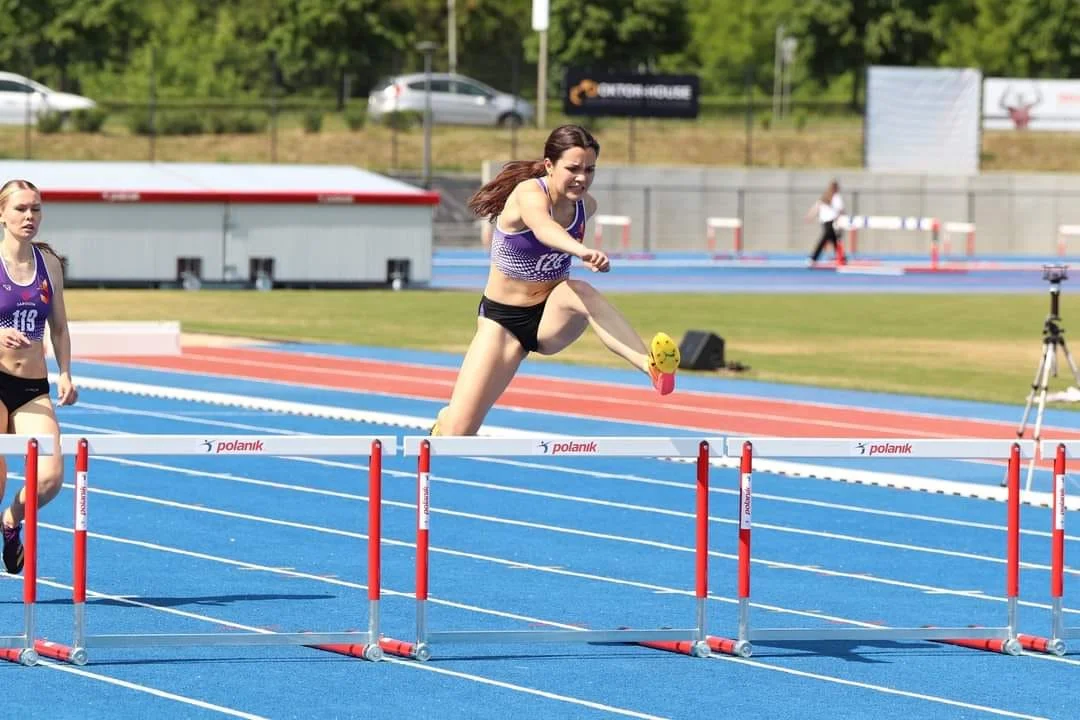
[[490, 178, 587, 282], [0, 245, 53, 342]]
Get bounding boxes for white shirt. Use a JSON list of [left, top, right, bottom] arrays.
[[817, 193, 843, 223]]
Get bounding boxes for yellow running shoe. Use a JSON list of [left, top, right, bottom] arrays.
[[429, 406, 448, 436], [647, 332, 679, 395]]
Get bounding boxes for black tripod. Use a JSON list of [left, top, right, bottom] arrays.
[[1016, 266, 1080, 491]]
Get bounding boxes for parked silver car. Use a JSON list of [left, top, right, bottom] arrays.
[[367, 73, 533, 127], [0, 71, 96, 125]]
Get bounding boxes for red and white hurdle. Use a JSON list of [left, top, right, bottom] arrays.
[[593, 214, 632, 254], [380, 436, 732, 661], [33, 434, 394, 666], [836, 215, 946, 267], [1058, 225, 1080, 257], [942, 221, 977, 257], [714, 437, 1033, 659], [1014, 441, 1079, 656], [706, 217, 743, 255], [0, 437, 55, 667]]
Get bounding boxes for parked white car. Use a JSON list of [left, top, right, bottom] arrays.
[[368, 73, 533, 127], [0, 72, 97, 125]]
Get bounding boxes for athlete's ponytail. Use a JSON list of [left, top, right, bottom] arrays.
[[467, 124, 600, 222], [33, 241, 62, 264], [467, 160, 546, 222]]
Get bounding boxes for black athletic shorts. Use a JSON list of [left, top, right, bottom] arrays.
[[478, 295, 547, 353], [0, 370, 49, 415]]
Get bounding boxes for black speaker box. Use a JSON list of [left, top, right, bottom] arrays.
[[678, 330, 725, 371]]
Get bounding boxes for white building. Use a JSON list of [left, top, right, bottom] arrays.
[[0, 161, 438, 288]]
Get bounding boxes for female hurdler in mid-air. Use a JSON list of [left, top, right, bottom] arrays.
[[431, 124, 680, 436]]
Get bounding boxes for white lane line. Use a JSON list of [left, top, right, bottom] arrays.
[[37, 661, 269, 719]]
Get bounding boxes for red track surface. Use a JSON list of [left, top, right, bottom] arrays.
[[84, 346, 1080, 442]]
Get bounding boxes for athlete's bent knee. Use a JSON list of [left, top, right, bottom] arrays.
[[564, 278, 597, 297], [32, 452, 64, 504]]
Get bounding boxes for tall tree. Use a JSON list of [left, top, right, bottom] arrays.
[[0, 0, 146, 93], [790, 0, 941, 108], [685, 0, 793, 95], [527, 0, 690, 93], [938, 0, 1080, 77]]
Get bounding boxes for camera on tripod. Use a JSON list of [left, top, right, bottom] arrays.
[[1044, 264, 1068, 284], [1015, 264, 1080, 491], [1041, 264, 1070, 321]]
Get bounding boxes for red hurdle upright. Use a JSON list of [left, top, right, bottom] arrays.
[[33, 434, 393, 666], [1016, 442, 1074, 656], [712, 437, 1031, 658], [0, 438, 50, 667], [381, 435, 735, 661]]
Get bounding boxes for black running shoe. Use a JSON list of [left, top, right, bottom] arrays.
[[2, 523, 23, 575]]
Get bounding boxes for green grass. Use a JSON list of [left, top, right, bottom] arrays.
[[7, 112, 1080, 172], [65, 288, 1076, 408]]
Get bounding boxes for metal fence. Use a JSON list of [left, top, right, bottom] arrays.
[[453, 165, 1080, 257]]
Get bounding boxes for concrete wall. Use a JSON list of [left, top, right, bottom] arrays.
[[480, 162, 1080, 256]]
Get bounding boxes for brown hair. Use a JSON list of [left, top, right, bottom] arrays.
[[821, 180, 839, 204], [468, 124, 601, 222], [0, 178, 61, 266]]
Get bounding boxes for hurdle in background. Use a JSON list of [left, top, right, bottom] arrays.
[[593, 214, 632, 254], [34, 434, 394, 666], [714, 438, 1032, 659], [706, 217, 743, 255], [836, 215, 943, 267], [0, 437, 55, 667], [942, 221, 976, 257], [1014, 441, 1078, 656], [381, 436, 739, 661], [1058, 225, 1080, 257]]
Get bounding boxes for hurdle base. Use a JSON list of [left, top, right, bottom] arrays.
[[706, 635, 752, 658], [634, 639, 710, 658], [309, 642, 383, 662], [933, 637, 1021, 656], [1016, 634, 1066, 657], [34, 639, 87, 665], [920, 626, 1019, 660], [0, 647, 38, 666], [378, 637, 429, 661]]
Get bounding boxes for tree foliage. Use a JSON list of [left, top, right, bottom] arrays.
[[0, 0, 1076, 104]]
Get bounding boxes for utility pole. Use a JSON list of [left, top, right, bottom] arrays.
[[533, 0, 549, 128], [448, 0, 457, 75]]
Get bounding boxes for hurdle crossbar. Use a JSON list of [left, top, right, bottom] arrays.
[[593, 214, 631, 254], [34, 434, 395, 666], [382, 436, 731, 661], [0, 437, 56, 667], [1016, 441, 1078, 656], [713, 437, 1032, 659], [706, 217, 743, 255]]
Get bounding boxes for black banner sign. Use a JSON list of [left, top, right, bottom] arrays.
[[563, 70, 700, 119]]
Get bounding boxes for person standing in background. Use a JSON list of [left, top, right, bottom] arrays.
[[806, 180, 845, 265]]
